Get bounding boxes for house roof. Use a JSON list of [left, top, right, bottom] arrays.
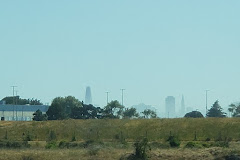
[[0, 105, 49, 112]]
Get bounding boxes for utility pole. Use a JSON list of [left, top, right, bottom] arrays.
[[120, 89, 125, 106], [206, 90, 210, 117], [15, 90, 18, 120], [105, 91, 109, 104], [11, 86, 17, 121]]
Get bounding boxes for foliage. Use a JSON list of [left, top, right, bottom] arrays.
[[207, 100, 226, 117], [23, 131, 32, 141], [71, 103, 103, 119], [71, 133, 76, 142], [123, 108, 139, 119], [133, 138, 151, 160], [167, 136, 180, 147], [0, 140, 29, 148], [48, 130, 57, 142], [47, 96, 82, 120], [45, 141, 57, 149], [103, 100, 124, 118], [141, 109, 157, 119], [228, 103, 240, 117], [1, 96, 42, 105], [185, 142, 202, 148], [32, 109, 47, 121], [184, 111, 204, 118]]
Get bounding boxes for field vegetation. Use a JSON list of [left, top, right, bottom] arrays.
[[0, 118, 240, 159]]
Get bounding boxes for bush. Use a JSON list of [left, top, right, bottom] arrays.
[[23, 131, 32, 141], [185, 142, 203, 148], [48, 130, 56, 142], [0, 141, 30, 149], [87, 146, 100, 156], [133, 138, 151, 160], [58, 141, 70, 149], [167, 136, 180, 148], [45, 141, 57, 149], [71, 134, 76, 142], [83, 140, 95, 148]]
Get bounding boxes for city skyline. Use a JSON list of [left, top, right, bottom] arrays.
[[0, 1, 240, 113]]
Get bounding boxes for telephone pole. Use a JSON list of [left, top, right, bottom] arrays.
[[206, 90, 210, 117], [105, 91, 109, 104], [120, 89, 125, 106], [11, 86, 17, 121]]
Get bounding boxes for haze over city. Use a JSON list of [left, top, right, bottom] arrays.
[[1, 0, 240, 115]]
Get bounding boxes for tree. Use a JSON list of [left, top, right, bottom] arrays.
[[71, 103, 103, 119], [142, 109, 157, 119], [33, 109, 47, 121], [123, 108, 139, 119], [184, 111, 204, 118], [46, 96, 82, 120], [207, 100, 226, 117], [103, 100, 124, 119], [228, 103, 240, 117], [1, 96, 43, 105]]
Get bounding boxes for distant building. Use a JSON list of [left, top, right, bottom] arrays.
[[165, 96, 175, 118], [181, 95, 185, 116], [85, 86, 92, 105], [0, 104, 49, 121]]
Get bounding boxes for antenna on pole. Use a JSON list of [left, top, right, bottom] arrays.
[[120, 89, 125, 106], [205, 90, 210, 117]]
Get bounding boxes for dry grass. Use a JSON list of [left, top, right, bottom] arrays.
[[0, 146, 239, 160], [0, 118, 240, 142]]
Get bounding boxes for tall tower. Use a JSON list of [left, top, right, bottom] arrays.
[[85, 86, 92, 105], [165, 96, 175, 118], [181, 95, 185, 116]]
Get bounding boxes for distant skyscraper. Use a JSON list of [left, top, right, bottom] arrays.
[[181, 95, 185, 116], [85, 86, 92, 105], [165, 96, 175, 118]]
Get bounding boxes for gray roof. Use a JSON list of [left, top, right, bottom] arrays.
[[0, 105, 49, 112]]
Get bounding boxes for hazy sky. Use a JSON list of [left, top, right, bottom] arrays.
[[0, 0, 240, 115]]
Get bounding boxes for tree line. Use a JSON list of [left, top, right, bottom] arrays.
[[32, 96, 157, 121], [2, 96, 240, 120]]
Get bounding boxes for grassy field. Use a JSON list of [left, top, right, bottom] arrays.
[[0, 145, 239, 160], [0, 118, 239, 142], [0, 118, 240, 159]]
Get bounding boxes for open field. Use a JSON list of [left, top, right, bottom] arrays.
[[0, 118, 240, 141], [0, 145, 239, 160], [0, 118, 240, 159]]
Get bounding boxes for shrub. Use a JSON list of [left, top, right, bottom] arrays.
[[167, 136, 180, 148], [0, 141, 30, 149], [87, 146, 100, 156], [48, 130, 56, 142], [71, 134, 76, 142], [134, 138, 151, 160], [24, 131, 32, 141], [185, 142, 203, 148], [58, 141, 70, 149], [83, 140, 95, 148], [45, 141, 57, 149]]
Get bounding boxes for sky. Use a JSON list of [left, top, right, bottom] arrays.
[[0, 0, 240, 116]]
